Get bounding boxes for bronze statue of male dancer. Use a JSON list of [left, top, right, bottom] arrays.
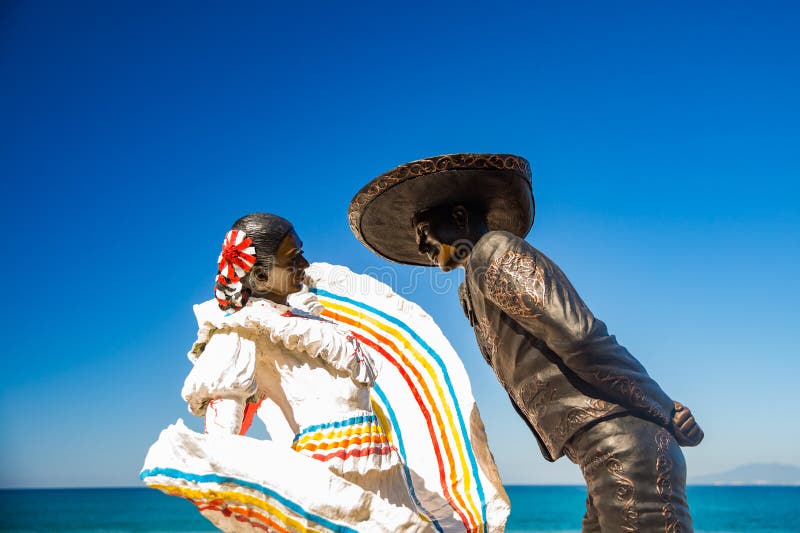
[[348, 153, 703, 532]]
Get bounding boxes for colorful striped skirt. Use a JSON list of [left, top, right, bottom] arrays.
[[291, 411, 415, 509]]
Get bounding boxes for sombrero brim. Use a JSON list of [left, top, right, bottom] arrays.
[[349, 153, 534, 266]]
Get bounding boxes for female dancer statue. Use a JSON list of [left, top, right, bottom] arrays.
[[182, 212, 415, 508]]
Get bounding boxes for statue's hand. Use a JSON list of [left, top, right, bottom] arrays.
[[671, 401, 704, 447]]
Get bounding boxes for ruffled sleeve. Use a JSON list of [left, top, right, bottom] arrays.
[[186, 299, 376, 386], [181, 330, 258, 416], [187, 299, 230, 362], [266, 312, 377, 385]]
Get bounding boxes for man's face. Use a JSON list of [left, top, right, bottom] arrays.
[[413, 205, 472, 272], [268, 230, 310, 296]]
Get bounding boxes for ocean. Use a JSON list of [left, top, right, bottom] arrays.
[[0, 486, 798, 532]]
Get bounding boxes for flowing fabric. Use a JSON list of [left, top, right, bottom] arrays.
[[141, 421, 429, 532], [141, 262, 509, 532]]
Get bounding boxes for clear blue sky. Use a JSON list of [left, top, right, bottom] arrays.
[[1, 1, 798, 488]]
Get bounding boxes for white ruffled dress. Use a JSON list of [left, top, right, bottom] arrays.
[[181, 295, 413, 508]]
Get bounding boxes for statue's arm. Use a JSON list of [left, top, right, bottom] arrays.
[[472, 231, 678, 428], [181, 330, 258, 435], [266, 314, 377, 385]]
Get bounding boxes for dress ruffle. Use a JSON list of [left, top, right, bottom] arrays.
[[141, 420, 429, 532], [188, 297, 376, 386], [291, 410, 405, 481]]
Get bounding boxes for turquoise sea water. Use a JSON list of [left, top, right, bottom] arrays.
[[0, 486, 798, 532]]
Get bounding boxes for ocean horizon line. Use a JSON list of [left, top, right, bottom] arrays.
[[3, 483, 799, 491]]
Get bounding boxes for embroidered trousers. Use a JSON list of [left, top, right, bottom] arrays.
[[564, 415, 694, 532]]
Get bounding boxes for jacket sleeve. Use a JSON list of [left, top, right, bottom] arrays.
[[471, 231, 675, 427]]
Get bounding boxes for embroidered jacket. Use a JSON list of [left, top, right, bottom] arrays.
[[461, 231, 676, 461]]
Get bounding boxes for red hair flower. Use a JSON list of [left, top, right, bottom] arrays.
[[217, 230, 256, 282]]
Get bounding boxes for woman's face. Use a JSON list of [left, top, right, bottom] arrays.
[[268, 230, 310, 297]]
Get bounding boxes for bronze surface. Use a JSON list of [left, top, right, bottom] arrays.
[[348, 153, 533, 265]]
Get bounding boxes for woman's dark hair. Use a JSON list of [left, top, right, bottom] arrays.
[[231, 212, 294, 272]]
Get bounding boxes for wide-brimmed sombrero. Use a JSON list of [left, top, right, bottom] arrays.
[[348, 153, 534, 266]]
